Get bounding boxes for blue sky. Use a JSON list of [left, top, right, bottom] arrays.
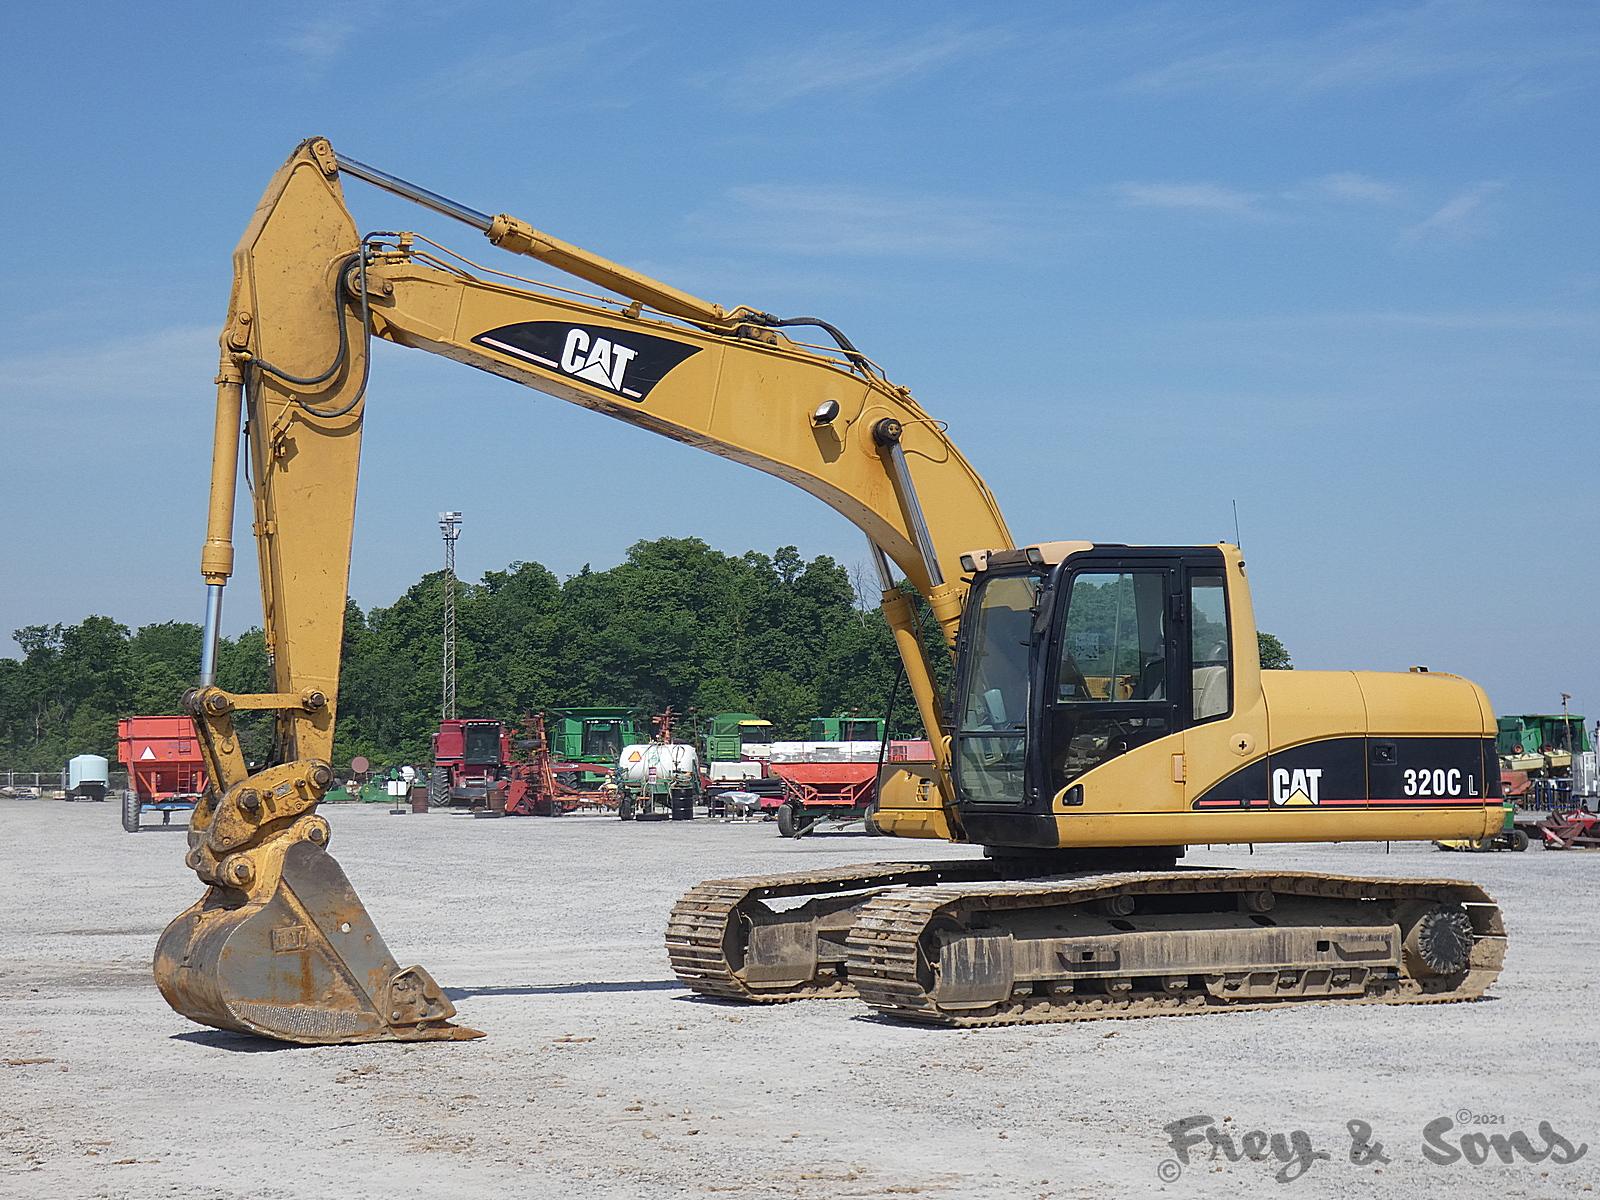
[[0, 2, 1595, 719]]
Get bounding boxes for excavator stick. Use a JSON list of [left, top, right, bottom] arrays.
[[154, 140, 479, 1044]]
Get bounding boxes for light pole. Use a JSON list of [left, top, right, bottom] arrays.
[[439, 511, 463, 720]]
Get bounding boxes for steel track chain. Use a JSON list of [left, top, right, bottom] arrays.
[[844, 870, 1505, 1027], [664, 859, 1022, 1003]]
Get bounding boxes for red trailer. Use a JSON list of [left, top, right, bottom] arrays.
[[765, 740, 935, 837], [118, 715, 208, 833]]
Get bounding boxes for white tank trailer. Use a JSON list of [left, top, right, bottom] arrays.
[[65, 754, 110, 802], [615, 742, 701, 822]]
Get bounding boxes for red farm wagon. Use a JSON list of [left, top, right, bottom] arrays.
[[764, 740, 934, 837], [118, 715, 208, 833]]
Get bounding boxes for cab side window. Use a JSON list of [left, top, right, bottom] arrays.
[[1056, 572, 1167, 703], [1189, 573, 1231, 721]]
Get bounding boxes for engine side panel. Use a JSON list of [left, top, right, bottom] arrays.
[[963, 669, 1501, 851]]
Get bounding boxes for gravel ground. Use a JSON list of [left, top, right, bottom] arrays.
[[2, 798, 1597, 1199]]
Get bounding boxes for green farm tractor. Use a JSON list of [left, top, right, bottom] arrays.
[[807, 715, 886, 742]]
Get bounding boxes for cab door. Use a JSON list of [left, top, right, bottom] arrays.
[[1032, 554, 1183, 809], [1181, 555, 1271, 810]]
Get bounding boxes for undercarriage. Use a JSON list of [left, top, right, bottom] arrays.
[[666, 860, 1504, 1026]]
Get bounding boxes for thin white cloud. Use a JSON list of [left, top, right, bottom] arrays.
[[418, 27, 638, 103], [1111, 182, 1267, 219], [0, 325, 215, 405], [697, 184, 1037, 257], [278, 17, 356, 65], [1112, 173, 1499, 243], [1400, 181, 1503, 244], [716, 23, 1013, 108], [1302, 172, 1406, 205], [1120, 2, 1598, 100]]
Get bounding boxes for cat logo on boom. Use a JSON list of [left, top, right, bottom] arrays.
[[470, 320, 700, 403], [1271, 767, 1323, 806], [560, 328, 637, 394]]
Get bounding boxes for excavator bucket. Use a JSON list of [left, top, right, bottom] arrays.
[[154, 839, 482, 1044]]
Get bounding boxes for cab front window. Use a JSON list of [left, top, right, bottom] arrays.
[[582, 720, 623, 759], [954, 572, 1041, 805]]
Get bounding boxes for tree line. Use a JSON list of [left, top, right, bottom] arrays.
[[0, 537, 1291, 771]]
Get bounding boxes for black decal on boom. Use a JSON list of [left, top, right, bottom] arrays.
[[472, 322, 700, 402]]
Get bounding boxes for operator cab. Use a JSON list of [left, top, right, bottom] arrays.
[[738, 721, 773, 750], [952, 543, 1237, 832], [581, 718, 625, 759], [449, 719, 504, 766]]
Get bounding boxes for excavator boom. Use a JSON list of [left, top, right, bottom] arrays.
[[158, 138, 1008, 1042]]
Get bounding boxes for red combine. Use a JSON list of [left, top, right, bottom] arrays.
[[429, 718, 512, 808], [118, 715, 208, 833]]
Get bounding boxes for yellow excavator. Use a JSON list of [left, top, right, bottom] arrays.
[[155, 139, 1506, 1043]]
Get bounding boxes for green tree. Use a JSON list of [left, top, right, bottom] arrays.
[[128, 622, 201, 715], [1257, 631, 1293, 670], [0, 539, 971, 771]]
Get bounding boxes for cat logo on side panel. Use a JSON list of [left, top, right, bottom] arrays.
[[1270, 767, 1323, 806]]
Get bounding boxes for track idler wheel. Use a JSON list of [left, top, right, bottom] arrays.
[[1402, 904, 1474, 978]]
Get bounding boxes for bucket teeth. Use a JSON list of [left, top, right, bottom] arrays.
[[155, 839, 481, 1044]]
